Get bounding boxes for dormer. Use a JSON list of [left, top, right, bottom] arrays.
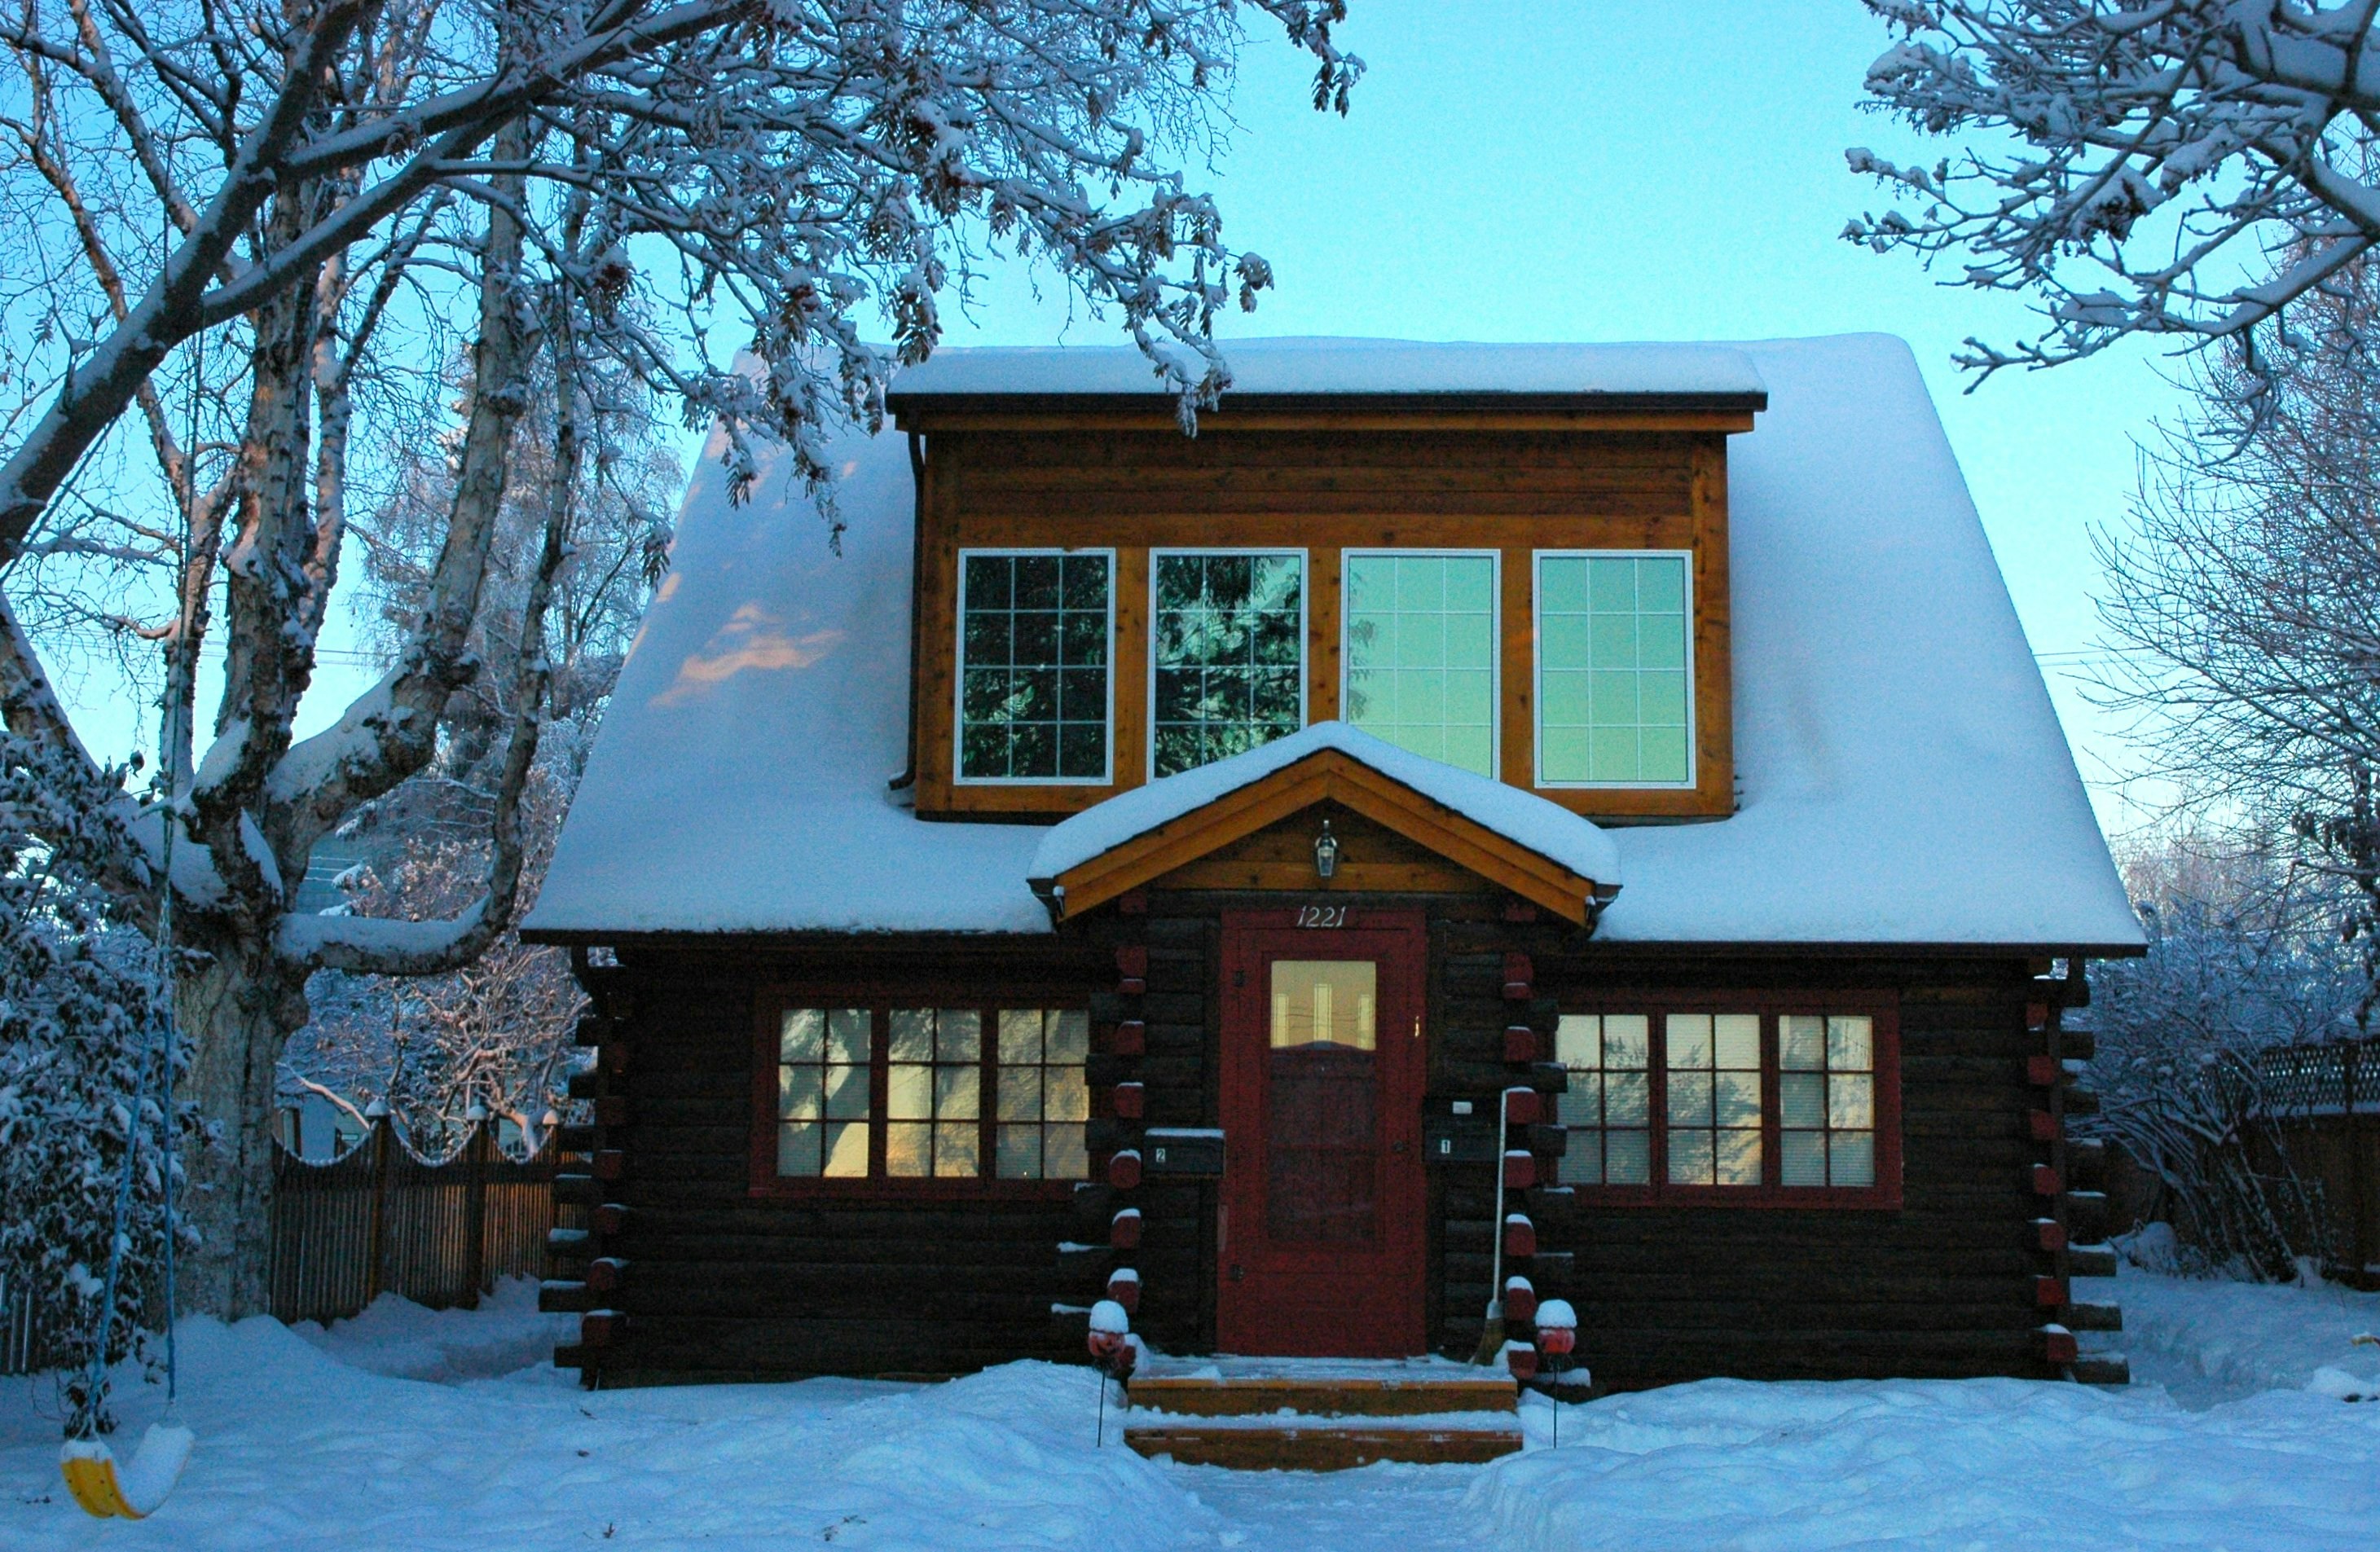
[[884, 341, 1766, 824]]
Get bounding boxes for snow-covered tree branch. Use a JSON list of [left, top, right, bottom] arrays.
[[1849, 1, 2380, 376]]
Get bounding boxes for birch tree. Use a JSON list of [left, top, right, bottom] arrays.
[[0, 0, 1360, 1317]]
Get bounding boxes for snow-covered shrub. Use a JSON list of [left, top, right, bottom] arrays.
[[2086, 837, 2366, 1277], [0, 732, 189, 1431]]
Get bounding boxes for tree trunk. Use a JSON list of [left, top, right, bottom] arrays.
[[175, 941, 311, 1319]]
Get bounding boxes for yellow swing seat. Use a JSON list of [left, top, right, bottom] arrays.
[[59, 1425, 195, 1519]]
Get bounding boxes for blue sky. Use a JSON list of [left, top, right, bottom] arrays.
[[53, 2, 2181, 833]]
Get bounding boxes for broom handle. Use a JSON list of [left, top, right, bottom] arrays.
[[1487, 1087, 1507, 1316]]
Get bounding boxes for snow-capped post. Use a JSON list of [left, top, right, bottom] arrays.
[[1087, 1299, 1134, 1447], [1534, 1299, 1580, 1446]]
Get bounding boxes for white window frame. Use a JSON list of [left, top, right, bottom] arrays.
[[952, 546, 1118, 787], [1338, 547, 1502, 781], [1146, 547, 1311, 780], [1532, 548, 1697, 791]]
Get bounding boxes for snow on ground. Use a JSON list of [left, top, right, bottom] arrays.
[[3, 1264, 2375, 1550]]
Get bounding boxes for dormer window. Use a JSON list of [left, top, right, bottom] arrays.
[[956, 549, 1114, 784], [1151, 550, 1305, 777], [1533, 552, 1694, 789], [1342, 550, 1499, 778]]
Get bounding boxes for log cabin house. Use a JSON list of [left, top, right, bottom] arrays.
[[521, 334, 2145, 1395]]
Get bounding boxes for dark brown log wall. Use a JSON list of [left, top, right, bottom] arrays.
[[570, 920, 2073, 1388]]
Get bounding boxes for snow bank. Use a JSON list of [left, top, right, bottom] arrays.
[[289, 1276, 576, 1383], [1472, 1375, 2380, 1550], [1030, 721, 1621, 890], [2086, 1256, 2380, 1409]]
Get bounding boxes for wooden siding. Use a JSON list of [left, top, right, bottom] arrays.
[[573, 922, 2069, 1388], [911, 424, 1735, 823]]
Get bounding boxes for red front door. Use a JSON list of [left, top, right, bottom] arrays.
[[1217, 908, 1428, 1356]]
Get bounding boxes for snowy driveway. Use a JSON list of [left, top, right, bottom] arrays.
[[2, 1272, 2374, 1551]]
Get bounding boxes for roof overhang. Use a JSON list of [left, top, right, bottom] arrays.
[[1027, 732, 1621, 926], [885, 390, 1766, 435]]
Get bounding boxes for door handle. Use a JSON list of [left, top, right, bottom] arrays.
[[1390, 1140, 1411, 1154], [1230, 1264, 1245, 1282]]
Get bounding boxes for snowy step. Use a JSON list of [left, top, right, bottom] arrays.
[[1125, 1356, 1516, 1418], [1124, 1415, 1524, 1471]]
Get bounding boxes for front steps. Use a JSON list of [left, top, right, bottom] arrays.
[[1123, 1357, 1524, 1471]]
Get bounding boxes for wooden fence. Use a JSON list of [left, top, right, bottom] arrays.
[[2, 1119, 561, 1374], [2248, 1039, 2379, 1285], [270, 1118, 562, 1326]]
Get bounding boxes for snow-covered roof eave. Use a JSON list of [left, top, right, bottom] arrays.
[[1027, 722, 1623, 909]]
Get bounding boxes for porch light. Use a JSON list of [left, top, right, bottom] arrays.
[[1313, 820, 1340, 880]]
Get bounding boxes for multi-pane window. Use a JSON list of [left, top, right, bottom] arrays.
[[1536, 552, 1692, 786], [957, 551, 1112, 782], [1665, 1013, 1762, 1187], [1151, 552, 1304, 777], [1555, 1013, 1651, 1185], [1342, 552, 1498, 777], [770, 1006, 1089, 1185], [1780, 1014, 1876, 1188], [996, 1010, 1092, 1180], [776, 1009, 873, 1178], [1551, 1005, 1894, 1203], [887, 1009, 983, 1179]]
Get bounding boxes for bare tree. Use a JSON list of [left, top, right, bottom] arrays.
[[1848, 2, 2380, 377], [2095, 266, 2380, 1022], [0, 0, 1362, 1317]]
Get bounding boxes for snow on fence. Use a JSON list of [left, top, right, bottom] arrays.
[[269, 1118, 565, 1327], [2238, 1039, 2380, 1286]]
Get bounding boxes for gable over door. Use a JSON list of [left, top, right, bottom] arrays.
[[1216, 908, 1428, 1356]]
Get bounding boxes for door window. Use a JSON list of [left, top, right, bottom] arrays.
[[1265, 958, 1379, 1245]]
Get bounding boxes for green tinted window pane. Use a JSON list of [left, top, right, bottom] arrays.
[[1590, 614, 1638, 666], [1638, 556, 1686, 612], [1538, 613, 1590, 668], [1448, 558, 1495, 612], [780, 1009, 825, 1064], [1589, 557, 1636, 612], [1589, 670, 1639, 725], [1667, 1071, 1714, 1128], [1538, 556, 1591, 613], [1540, 727, 1589, 782], [1640, 671, 1688, 726], [1639, 728, 1690, 784], [1716, 1071, 1762, 1128], [1780, 1072, 1825, 1129], [1444, 726, 1494, 776], [1590, 727, 1639, 780], [1715, 1014, 1761, 1071], [1340, 554, 1494, 777], [1639, 613, 1687, 670], [1556, 1014, 1602, 1069], [1668, 1014, 1713, 1070], [959, 552, 1111, 781], [1539, 670, 1590, 727], [1781, 1015, 1826, 1071]]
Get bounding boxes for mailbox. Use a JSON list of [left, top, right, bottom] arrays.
[[1421, 1105, 1501, 1165], [1143, 1128, 1225, 1178]]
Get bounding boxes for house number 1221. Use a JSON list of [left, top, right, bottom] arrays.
[[1295, 904, 1348, 929]]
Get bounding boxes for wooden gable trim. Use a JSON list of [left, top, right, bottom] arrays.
[[1039, 748, 1609, 925]]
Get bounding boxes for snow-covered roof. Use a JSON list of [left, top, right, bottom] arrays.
[[1029, 720, 1623, 891], [526, 334, 2143, 950], [887, 336, 1766, 402]]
